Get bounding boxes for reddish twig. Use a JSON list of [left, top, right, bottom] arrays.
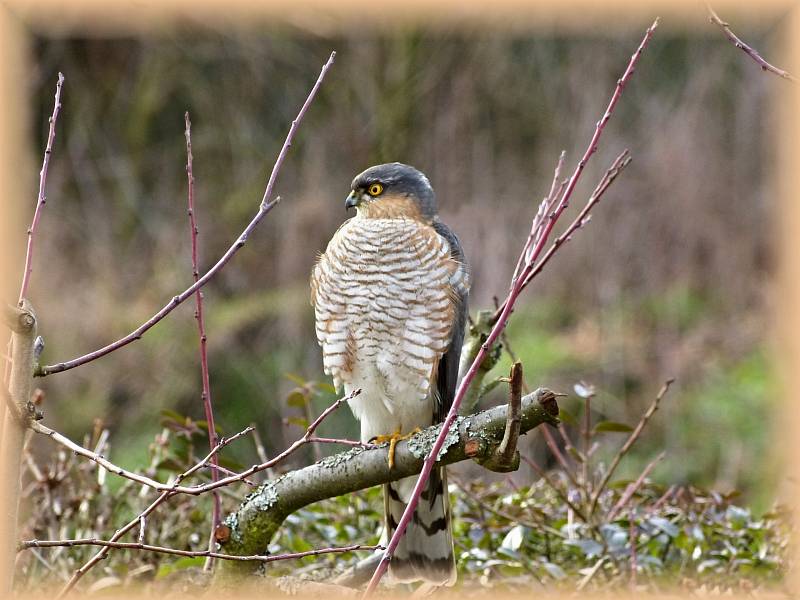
[[363, 22, 657, 595], [492, 17, 657, 324], [707, 4, 797, 83], [20, 539, 381, 563], [511, 151, 566, 285], [3, 73, 64, 388], [520, 149, 632, 289], [607, 450, 666, 521], [19, 72, 65, 305], [36, 52, 336, 377], [184, 112, 221, 568], [588, 380, 673, 516]]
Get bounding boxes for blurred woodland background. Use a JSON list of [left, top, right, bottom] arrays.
[[20, 19, 781, 526]]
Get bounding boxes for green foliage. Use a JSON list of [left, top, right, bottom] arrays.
[[14, 390, 790, 594]]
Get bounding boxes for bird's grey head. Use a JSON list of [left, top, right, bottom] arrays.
[[345, 162, 437, 220]]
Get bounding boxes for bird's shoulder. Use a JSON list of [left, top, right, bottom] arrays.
[[432, 219, 470, 299]]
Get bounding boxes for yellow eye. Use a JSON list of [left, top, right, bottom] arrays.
[[367, 183, 384, 197]]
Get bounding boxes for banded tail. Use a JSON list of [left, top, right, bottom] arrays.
[[384, 466, 456, 586]]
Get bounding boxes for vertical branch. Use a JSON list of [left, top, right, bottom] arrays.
[[184, 113, 221, 569], [0, 302, 37, 593], [581, 384, 595, 490], [3, 73, 64, 394], [364, 21, 657, 595], [18, 72, 65, 305]]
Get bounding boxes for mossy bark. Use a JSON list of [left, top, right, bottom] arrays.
[[215, 388, 559, 584]]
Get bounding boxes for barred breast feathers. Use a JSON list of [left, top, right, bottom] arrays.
[[310, 214, 463, 396]]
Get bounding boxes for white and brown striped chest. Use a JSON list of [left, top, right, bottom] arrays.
[[311, 214, 459, 408]]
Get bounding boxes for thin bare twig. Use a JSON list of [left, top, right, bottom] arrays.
[[364, 21, 657, 595], [20, 539, 381, 563], [3, 72, 64, 407], [249, 422, 274, 481], [451, 479, 564, 538], [520, 150, 632, 290], [184, 112, 221, 570], [581, 384, 595, 489], [36, 52, 336, 377], [511, 151, 566, 285], [542, 424, 581, 489], [521, 454, 588, 523], [18, 72, 65, 306], [35, 391, 357, 499], [707, 4, 797, 83], [607, 451, 666, 521], [629, 506, 638, 588], [30, 422, 253, 495], [56, 425, 254, 597], [588, 379, 673, 516]]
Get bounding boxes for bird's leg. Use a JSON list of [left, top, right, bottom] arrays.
[[371, 427, 422, 468]]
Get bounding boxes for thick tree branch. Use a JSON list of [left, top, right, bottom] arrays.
[[35, 52, 336, 378], [0, 300, 37, 594], [214, 388, 559, 582]]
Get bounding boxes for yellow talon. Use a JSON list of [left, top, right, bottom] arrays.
[[372, 427, 422, 468]]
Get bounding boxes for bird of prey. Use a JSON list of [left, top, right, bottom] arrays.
[[310, 163, 469, 586]]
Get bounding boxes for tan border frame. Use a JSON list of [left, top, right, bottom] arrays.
[[0, 0, 797, 596]]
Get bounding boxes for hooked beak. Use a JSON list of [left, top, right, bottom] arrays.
[[345, 191, 360, 211]]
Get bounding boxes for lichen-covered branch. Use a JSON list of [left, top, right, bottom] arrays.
[[214, 388, 559, 582]]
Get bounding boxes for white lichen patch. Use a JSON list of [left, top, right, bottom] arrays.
[[407, 417, 464, 461], [319, 445, 367, 469]]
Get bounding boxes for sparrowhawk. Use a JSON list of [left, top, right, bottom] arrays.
[[310, 163, 469, 585]]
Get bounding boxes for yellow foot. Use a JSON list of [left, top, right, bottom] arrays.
[[371, 427, 422, 468]]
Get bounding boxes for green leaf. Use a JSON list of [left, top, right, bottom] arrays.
[[567, 446, 585, 463], [286, 416, 309, 429], [565, 538, 603, 557], [156, 556, 205, 578], [649, 516, 680, 538], [317, 382, 337, 394], [155, 458, 185, 473], [558, 407, 577, 426], [284, 372, 309, 386], [159, 408, 185, 423], [593, 421, 634, 434], [286, 390, 309, 408], [542, 561, 567, 580]]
